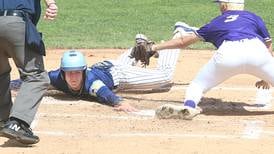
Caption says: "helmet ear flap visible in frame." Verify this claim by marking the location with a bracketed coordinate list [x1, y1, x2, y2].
[61, 50, 87, 71]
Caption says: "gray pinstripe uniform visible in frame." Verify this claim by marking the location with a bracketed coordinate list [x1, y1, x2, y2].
[109, 47, 180, 92]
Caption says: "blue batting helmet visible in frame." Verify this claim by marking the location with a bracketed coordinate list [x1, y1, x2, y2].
[60, 50, 87, 71]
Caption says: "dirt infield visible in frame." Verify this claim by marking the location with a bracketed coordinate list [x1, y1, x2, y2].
[1, 49, 274, 154]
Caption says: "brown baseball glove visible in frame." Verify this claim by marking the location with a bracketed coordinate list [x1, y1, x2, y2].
[129, 34, 158, 67]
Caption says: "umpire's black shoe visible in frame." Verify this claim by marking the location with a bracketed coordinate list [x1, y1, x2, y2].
[0, 120, 39, 144]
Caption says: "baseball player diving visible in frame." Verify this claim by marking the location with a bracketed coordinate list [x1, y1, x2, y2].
[133, 0, 273, 120]
[11, 28, 188, 112]
[49, 33, 182, 112]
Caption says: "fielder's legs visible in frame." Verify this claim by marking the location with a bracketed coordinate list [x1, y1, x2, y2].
[156, 40, 246, 120]
[183, 41, 250, 108]
[254, 59, 274, 86]
[244, 39, 274, 86]
[184, 38, 274, 108]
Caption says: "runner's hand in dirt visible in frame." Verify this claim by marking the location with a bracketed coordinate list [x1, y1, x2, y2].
[114, 102, 139, 112]
[255, 80, 270, 89]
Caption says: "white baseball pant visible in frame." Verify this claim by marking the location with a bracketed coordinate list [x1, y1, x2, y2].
[184, 38, 274, 105]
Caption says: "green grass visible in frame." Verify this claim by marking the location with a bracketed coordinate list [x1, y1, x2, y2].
[38, 0, 273, 49]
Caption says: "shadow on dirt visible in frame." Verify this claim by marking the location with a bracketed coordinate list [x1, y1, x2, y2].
[43, 90, 97, 102]
[0, 139, 33, 148]
[198, 97, 274, 116]
[14, 82, 273, 117]
[126, 96, 274, 116]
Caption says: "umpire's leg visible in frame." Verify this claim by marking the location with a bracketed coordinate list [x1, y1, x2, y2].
[0, 16, 50, 126]
[10, 45, 50, 125]
[0, 50, 13, 122]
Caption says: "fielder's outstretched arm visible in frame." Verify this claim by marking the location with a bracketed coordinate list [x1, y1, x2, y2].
[151, 34, 200, 51]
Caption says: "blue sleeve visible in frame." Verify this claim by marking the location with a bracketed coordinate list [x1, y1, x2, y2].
[196, 23, 211, 42]
[96, 86, 121, 106]
[89, 79, 121, 106]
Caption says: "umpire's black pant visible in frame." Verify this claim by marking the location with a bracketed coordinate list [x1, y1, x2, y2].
[0, 16, 49, 125]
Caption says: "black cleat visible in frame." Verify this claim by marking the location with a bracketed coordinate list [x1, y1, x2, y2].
[0, 120, 39, 144]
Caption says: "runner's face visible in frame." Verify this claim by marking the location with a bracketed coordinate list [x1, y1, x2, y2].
[64, 71, 84, 91]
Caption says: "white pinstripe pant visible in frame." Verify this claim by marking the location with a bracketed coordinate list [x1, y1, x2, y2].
[109, 48, 180, 92]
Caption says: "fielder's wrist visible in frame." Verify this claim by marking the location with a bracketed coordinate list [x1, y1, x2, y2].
[151, 44, 157, 51]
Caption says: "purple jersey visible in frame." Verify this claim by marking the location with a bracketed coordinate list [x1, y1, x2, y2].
[196, 10, 271, 48]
